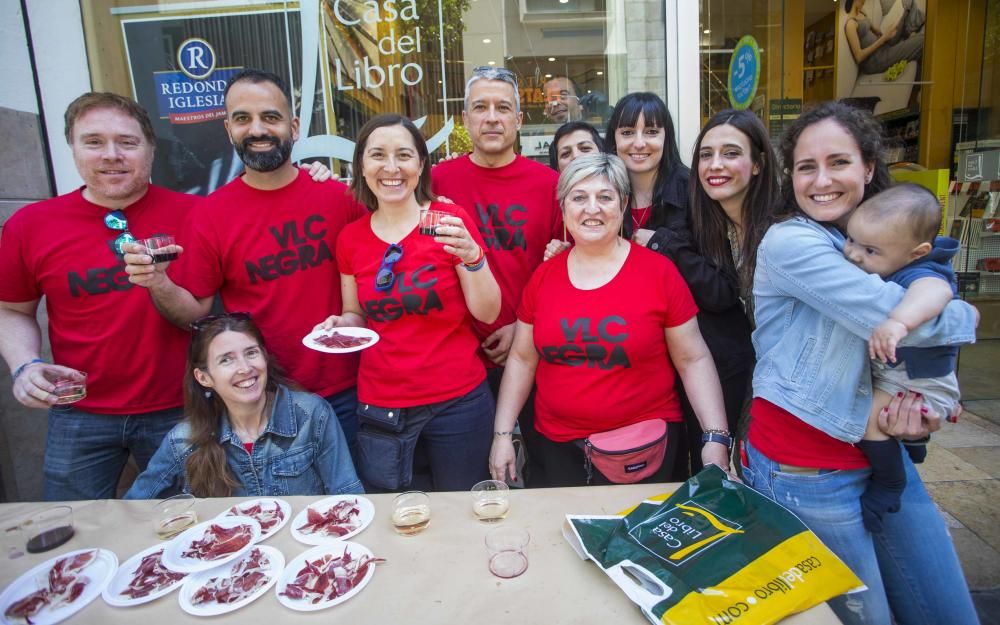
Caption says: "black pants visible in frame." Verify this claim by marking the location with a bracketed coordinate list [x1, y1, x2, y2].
[673, 367, 752, 479]
[532, 422, 682, 487]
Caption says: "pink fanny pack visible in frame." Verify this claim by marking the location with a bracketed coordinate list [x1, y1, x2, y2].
[582, 419, 668, 484]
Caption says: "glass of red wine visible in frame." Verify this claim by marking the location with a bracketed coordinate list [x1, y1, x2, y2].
[25, 506, 75, 554]
[418, 209, 448, 236]
[142, 235, 179, 263]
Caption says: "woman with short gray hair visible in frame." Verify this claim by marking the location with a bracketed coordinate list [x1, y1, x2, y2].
[489, 154, 730, 486]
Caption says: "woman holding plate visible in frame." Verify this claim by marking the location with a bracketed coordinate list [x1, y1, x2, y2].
[489, 153, 730, 486]
[126, 313, 361, 498]
[317, 113, 501, 492]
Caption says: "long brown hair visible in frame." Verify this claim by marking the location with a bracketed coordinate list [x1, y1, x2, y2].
[690, 109, 779, 293]
[183, 315, 289, 497]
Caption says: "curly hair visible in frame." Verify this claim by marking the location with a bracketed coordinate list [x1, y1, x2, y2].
[778, 100, 892, 216]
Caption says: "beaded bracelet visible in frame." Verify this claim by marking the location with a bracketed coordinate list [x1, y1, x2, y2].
[702, 428, 731, 437]
[12, 358, 45, 381]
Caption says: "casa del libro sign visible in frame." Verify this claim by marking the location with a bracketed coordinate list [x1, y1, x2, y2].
[329, 0, 428, 91]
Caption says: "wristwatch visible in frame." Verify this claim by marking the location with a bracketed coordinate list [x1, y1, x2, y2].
[702, 431, 733, 450]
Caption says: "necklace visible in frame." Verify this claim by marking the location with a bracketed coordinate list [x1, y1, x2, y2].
[631, 205, 652, 231]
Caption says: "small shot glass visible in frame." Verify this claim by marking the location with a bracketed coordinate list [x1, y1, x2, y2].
[391, 491, 430, 536]
[142, 235, 179, 264]
[418, 209, 449, 236]
[471, 480, 509, 523]
[486, 526, 529, 578]
[153, 493, 198, 540]
[46, 371, 87, 405]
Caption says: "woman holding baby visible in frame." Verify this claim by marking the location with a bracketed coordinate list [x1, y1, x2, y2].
[742, 100, 978, 624]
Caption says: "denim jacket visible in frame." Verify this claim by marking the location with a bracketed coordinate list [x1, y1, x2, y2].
[752, 217, 977, 442]
[125, 386, 363, 498]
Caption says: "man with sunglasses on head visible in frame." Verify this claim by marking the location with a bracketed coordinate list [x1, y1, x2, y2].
[0, 92, 194, 500]
[431, 66, 563, 486]
[123, 69, 364, 456]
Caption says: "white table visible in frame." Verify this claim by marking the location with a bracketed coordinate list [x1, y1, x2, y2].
[0, 485, 840, 624]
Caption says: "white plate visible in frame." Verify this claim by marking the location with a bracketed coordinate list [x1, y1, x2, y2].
[101, 543, 186, 607]
[302, 327, 379, 354]
[161, 516, 261, 574]
[178, 545, 284, 617]
[0, 548, 117, 625]
[216, 498, 291, 542]
[289, 496, 374, 545]
[275, 542, 377, 612]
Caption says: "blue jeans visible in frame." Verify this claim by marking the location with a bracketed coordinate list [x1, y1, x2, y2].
[325, 386, 359, 464]
[356, 380, 494, 492]
[44, 406, 184, 501]
[742, 439, 979, 625]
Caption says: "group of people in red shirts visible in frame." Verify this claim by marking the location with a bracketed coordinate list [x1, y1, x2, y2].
[0, 64, 983, 624]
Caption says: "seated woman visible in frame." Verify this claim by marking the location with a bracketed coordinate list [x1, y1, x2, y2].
[489, 153, 731, 486]
[126, 313, 361, 498]
[318, 113, 501, 492]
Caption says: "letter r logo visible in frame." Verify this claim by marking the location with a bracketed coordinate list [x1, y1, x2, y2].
[177, 38, 216, 80]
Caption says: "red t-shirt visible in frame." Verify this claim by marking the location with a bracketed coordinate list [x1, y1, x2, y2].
[173, 170, 364, 397]
[336, 203, 487, 407]
[749, 398, 869, 469]
[432, 155, 563, 348]
[518, 242, 698, 442]
[0, 186, 193, 414]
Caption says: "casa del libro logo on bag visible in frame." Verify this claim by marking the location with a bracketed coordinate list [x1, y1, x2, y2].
[629, 501, 745, 566]
[154, 38, 242, 125]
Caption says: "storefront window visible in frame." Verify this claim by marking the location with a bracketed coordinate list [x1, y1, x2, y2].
[79, 0, 668, 193]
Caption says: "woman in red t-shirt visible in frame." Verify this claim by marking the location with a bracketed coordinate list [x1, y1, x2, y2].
[316, 114, 501, 492]
[488, 153, 731, 487]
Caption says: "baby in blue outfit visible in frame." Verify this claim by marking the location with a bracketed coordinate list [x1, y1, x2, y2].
[843, 182, 962, 533]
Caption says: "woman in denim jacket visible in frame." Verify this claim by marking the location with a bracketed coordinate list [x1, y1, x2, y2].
[743, 101, 979, 625]
[126, 314, 362, 498]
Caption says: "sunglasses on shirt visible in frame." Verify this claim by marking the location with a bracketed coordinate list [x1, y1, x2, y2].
[104, 210, 136, 256]
[375, 243, 404, 292]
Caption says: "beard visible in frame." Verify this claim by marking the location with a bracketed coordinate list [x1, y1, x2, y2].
[234, 134, 294, 172]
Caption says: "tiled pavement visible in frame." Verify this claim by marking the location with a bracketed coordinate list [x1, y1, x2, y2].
[916, 407, 1000, 624]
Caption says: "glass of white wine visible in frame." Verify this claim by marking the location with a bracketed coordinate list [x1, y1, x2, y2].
[391, 491, 430, 536]
[471, 480, 509, 523]
[153, 493, 197, 539]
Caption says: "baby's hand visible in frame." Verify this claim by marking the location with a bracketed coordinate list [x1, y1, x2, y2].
[870, 318, 908, 363]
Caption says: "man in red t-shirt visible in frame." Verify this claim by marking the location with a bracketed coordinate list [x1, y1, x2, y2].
[432, 66, 563, 485]
[0, 93, 193, 500]
[124, 69, 363, 454]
